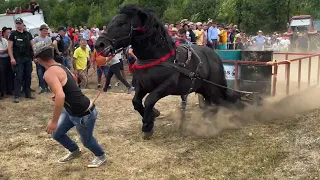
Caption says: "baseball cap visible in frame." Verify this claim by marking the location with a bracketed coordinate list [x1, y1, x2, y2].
[2, 26, 12, 32]
[40, 24, 48, 30]
[258, 30, 262, 33]
[57, 26, 67, 32]
[33, 41, 54, 58]
[15, 18, 23, 24]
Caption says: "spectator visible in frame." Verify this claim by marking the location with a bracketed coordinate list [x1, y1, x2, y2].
[195, 22, 205, 46]
[218, 25, 227, 50]
[8, 18, 35, 103]
[207, 22, 219, 49]
[92, 49, 108, 89]
[63, 31, 72, 69]
[51, 26, 66, 64]
[0, 27, 13, 99]
[33, 24, 52, 94]
[177, 28, 193, 46]
[2, 27, 12, 40]
[29, 0, 40, 15]
[252, 30, 266, 51]
[102, 51, 134, 94]
[73, 39, 90, 89]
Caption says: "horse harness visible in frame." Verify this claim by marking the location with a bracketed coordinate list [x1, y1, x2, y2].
[161, 44, 203, 94]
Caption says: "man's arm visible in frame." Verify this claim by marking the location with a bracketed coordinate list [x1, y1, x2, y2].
[44, 70, 65, 124]
[72, 49, 78, 70]
[7, 40, 16, 65]
[52, 40, 61, 55]
[128, 49, 138, 60]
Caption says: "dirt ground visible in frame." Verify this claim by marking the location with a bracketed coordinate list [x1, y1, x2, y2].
[1, 54, 320, 180]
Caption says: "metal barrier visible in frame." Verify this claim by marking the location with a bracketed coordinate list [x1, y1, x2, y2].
[221, 52, 320, 97]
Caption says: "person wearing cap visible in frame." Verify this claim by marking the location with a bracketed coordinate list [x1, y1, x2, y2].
[252, 30, 266, 51]
[34, 24, 52, 94]
[8, 18, 35, 103]
[32, 41, 106, 168]
[2, 27, 12, 40]
[51, 26, 65, 65]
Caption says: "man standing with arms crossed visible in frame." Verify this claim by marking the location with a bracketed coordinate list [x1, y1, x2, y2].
[33, 41, 106, 167]
[8, 18, 35, 103]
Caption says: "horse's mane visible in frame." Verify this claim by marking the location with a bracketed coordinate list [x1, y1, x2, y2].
[119, 5, 171, 48]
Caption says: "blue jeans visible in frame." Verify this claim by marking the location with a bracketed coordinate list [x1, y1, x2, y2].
[36, 62, 47, 89]
[52, 108, 105, 156]
[97, 66, 108, 78]
[63, 56, 72, 69]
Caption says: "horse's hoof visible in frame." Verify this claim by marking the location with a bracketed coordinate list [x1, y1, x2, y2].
[153, 108, 160, 117]
[143, 130, 154, 140]
[181, 102, 187, 110]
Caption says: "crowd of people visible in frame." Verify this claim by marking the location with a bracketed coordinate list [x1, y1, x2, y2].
[165, 19, 296, 52]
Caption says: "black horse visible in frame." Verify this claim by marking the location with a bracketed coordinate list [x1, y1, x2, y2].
[95, 5, 244, 138]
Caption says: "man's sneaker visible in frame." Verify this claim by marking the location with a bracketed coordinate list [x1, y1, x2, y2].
[13, 97, 19, 103]
[88, 154, 107, 168]
[58, 149, 81, 163]
[115, 82, 120, 87]
[127, 87, 135, 94]
[38, 89, 46, 94]
[97, 84, 101, 88]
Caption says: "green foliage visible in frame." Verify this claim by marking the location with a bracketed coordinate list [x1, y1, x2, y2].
[1, 0, 320, 33]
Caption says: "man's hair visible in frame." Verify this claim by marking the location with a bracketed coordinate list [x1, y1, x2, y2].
[36, 48, 54, 61]
[79, 38, 87, 43]
[178, 28, 186, 35]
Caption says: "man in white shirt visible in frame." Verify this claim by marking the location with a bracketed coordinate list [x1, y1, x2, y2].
[0, 28, 12, 98]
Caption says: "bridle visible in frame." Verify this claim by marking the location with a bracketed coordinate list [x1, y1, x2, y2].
[97, 22, 146, 56]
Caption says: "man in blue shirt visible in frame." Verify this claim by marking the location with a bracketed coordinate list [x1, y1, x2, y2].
[207, 22, 219, 50]
[252, 30, 266, 51]
[63, 33, 72, 69]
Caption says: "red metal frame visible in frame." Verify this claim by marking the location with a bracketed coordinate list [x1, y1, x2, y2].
[222, 52, 320, 97]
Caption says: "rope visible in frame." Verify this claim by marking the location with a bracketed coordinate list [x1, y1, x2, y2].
[73, 48, 124, 104]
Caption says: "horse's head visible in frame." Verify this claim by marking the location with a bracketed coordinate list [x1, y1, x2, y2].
[95, 5, 153, 57]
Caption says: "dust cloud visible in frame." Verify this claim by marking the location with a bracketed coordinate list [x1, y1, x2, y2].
[169, 86, 320, 137]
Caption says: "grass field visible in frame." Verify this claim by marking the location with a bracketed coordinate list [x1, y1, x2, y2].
[1, 54, 320, 179]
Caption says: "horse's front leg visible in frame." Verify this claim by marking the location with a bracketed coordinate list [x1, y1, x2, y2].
[132, 84, 147, 117]
[142, 75, 179, 139]
[132, 83, 161, 118]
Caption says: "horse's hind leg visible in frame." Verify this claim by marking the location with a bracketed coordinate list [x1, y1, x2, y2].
[181, 94, 188, 110]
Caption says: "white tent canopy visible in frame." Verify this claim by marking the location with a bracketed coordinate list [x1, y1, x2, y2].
[0, 10, 46, 36]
